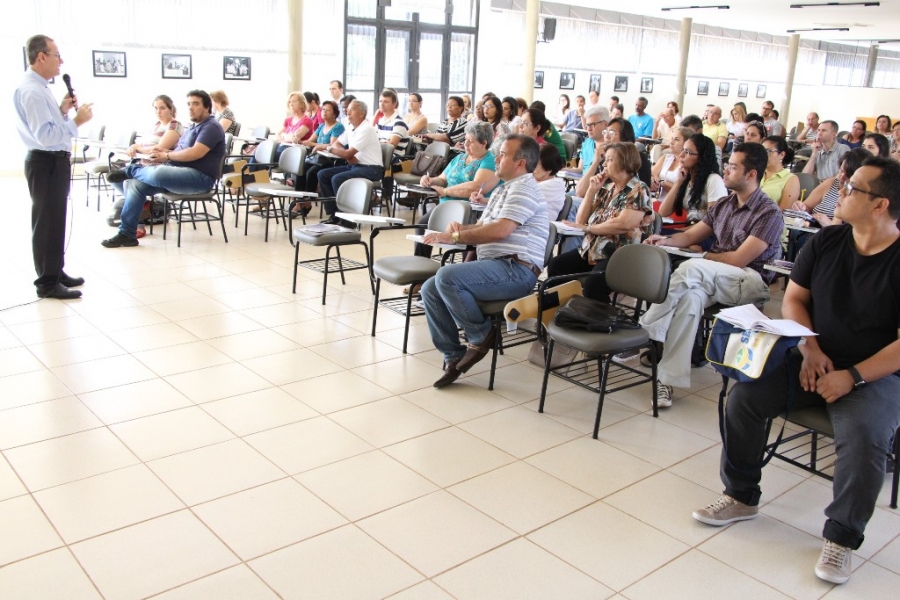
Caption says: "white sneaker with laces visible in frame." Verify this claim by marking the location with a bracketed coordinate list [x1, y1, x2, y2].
[692, 494, 758, 526]
[655, 382, 673, 408]
[815, 540, 852, 584]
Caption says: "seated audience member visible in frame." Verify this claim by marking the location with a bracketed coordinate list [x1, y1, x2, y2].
[741, 120, 766, 144]
[304, 91, 323, 130]
[862, 132, 890, 157]
[651, 126, 692, 203]
[586, 90, 600, 110]
[274, 92, 314, 151]
[892, 122, 900, 156]
[683, 114, 723, 170]
[609, 96, 620, 113]
[533, 143, 567, 219]
[547, 142, 652, 302]
[421, 135, 549, 388]
[793, 148, 872, 228]
[874, 114, 892, 136]
[501, 96, 519, 129]
[562, 95, 586, 134]
[727, 104, 747, 139]
[578, 106, 611, 172]
[554, 94, 571, 128]
[375, 88, 410, 199]
[702, 106, 728, 151]
[658, 133, 726, 227]
[575, 117, 650, 198]
[318, 100, 385, 219]
[102, 90, 226, 248]
[761, 100, 784, 136]
[629, 97, 655, 139]
[529, 100, 567, 161]
[693, 156, 900, 586]
[328, 79, 344, 105]
[796, 112, 820, 144]
[403, 93, 428, 136]
[653, 106, 677, 148]
[422, 96, 467, 148]
[840, 120, 866, 149]
[298, 100, 345, 196]
[667, 101, 682, 122]
[210, 90, 237, 135]
[474, 100, 485, 122]
[461, 94, 474, 121]
[640, 143, 783, 407]
[483, 95, 512, 155]
[761, 135, 800, 209]
[803, 120, 849, 182]
[518, 108, 550, 147]
[414, 121, 500, 257]
[610, 104, 624, 120]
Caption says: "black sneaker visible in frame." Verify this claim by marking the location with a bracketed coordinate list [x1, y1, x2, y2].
[321, 215, 341, 225]
[106, 169, 129, 183]
[101, 233, 139, 248]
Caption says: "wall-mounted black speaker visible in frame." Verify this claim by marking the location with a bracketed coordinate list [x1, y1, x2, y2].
[544, 18, 557, 42]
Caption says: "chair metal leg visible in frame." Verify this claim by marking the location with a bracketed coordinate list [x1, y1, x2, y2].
[217, 198, 229, 243]
[177, 200, 185, 247]
[203, 201, 214, 236]
[361, 242, 374, 294]
[487, 317, 501, 391]
[292, 242, 300, 293]
[592, 356, 615, 439]
[371, 278, 381, 338]
[322, 245, 333, 304]
[538, 340, 555, 413]
[891, 430, 899, 509]
[162, 199, 170, 240]
[650, 342, 659, 418]
[334, 246, 347, 285]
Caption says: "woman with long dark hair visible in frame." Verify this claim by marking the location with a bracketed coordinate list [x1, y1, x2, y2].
[840, 120, 866, 149]
[658, 133, 726, 225]
[482, 95, 511, 155]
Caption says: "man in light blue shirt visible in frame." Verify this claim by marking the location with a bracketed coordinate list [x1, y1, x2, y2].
[14, 34, 93, 299]
[628, 97, 654, 139]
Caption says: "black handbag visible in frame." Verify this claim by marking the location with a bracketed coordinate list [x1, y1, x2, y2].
[306, 153, 337, 168]
[410, 151, 446, 177]
[554, 296, 641, 333]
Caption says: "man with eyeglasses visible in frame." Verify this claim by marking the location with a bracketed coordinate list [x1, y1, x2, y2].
[702, 106, 728, 151]
[641, 142, 782, 407]
[694, 156, 900, 586]
[803, 120, 849, 183]
[15, 34, 93, 299]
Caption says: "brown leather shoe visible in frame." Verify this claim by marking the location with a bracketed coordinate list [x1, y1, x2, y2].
[456, 327, 497, 373]
[434, 360, 462, 388]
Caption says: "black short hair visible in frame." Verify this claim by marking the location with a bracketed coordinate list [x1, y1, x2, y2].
[529, 100, 546, 113]
[303, 91, 320, 106]
[187, 89, 212, 112]
[409, 92, 422, 103]
[733, 142, 768, 183]
[864, 133, 890, 157]
[680, 115, 703, 131]
[380, 88, 399, 106]
[744, 113, 762, 123]
[331, 80, 344, 90]
[523, 109, 549, 137]
[764, 135, 794, 167]
[538, 142, 564, 176]
[610, 95, 619, 103]
[841, 147, 873, 178]
[483, 96, 503, 127]
[862, 156, 900, 219]
[448, 95, 464, 110]
[608, 117, 636, 143]
[321, 100, 339, 118]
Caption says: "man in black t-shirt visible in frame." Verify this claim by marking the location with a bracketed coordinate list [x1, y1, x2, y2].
[691, 157, 900, 586]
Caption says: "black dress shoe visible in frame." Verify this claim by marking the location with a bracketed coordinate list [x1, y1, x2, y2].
[106, 169, 129, 183]
[37, 284, 82, 300]
[101, 233, 139, 248]
[321, 215, 341, 225]
[434, 361, 462, 388]
[455, 327, 498, 373]
[59, 272, 85, 287]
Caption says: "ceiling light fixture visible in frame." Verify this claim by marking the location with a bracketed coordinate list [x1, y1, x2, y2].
[787, 27, 851, 32]
[790, 2, 879, 7]
[661, 5, 730, 11]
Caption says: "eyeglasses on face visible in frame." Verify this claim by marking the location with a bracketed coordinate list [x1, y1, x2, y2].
[604, 129, 620, 136]
[680, 149, 698, 156]
[585, 122, 601, 128]
[42, 51, 62, 59]
[844, 182, 879, 198]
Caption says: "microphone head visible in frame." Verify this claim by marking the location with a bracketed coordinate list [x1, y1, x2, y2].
[62, 73, 71, 86]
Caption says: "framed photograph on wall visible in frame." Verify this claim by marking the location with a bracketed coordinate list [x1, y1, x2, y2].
[93, 50, 126, 77]
[641, 77, 654, 94]
[559, 72, 575, 90]
[738, 83, 749, 98]
[589, 74, 601, 93]
[224, 56, 251, 80]
[697, 81, 709, 96]
[162, 54, 192, 79]
[718, 82, 730, 97]
[534, 70, 544, 89]
[756, 84, 767, 98]
[614, 76, 628, 93]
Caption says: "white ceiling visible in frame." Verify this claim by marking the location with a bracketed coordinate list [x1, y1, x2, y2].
[562, 0, 900, 49]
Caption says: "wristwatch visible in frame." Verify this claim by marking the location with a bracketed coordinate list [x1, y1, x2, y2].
[451, 231, 461, 244]
[847, 366, 866, 389]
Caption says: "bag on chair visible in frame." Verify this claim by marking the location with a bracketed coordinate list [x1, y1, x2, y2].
[410, 151, 446, 177]
[555, 296, 641, 333]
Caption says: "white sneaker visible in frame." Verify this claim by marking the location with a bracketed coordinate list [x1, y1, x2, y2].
[655, 382, 673, 408]
[815, 540, 852, 584]
[692, 495, 758, 526]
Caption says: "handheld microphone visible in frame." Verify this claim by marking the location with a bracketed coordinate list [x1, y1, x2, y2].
[62, 74, 77, 109]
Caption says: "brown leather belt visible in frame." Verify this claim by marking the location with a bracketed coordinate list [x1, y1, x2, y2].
[497, 254, 542, 277]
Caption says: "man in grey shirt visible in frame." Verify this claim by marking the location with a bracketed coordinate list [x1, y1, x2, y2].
[803, 120, 849, 182]
[421, 135, 549, 388]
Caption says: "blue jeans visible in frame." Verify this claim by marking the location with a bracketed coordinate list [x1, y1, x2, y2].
[317, 163, 383, 213]
[421, 258, 538, 363]
[112, 163, 213, 238]
[721, 353, 900, 550]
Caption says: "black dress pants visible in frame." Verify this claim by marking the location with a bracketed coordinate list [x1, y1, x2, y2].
[546, 249, 612, 303]
[25, 150, 70, 290]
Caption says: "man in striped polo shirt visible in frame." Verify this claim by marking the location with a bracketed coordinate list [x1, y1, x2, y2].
[374, 88, 409, 201]
[421, 134, 549, 388]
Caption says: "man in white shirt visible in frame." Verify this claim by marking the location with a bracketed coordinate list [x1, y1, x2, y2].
[318, 100, 384, 220]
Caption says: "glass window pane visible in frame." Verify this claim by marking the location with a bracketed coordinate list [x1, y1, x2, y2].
[385, 0, 447, 24]
[418, 92, 444, 125]
[449, 32, 475, 91]
[452, 0, 477, 27]
[346, 24, 377, 90]
[346, 92, 377, 116]
[418, 32, 444, 90]
[348, 0, 377, 19]
[384, 29, 411, 90]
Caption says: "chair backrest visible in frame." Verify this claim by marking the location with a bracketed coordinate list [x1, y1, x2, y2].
[427, 199, 471, 231]
[427, 122, 440, 132]
[796, 173, 818, 202]
[562, 139, 575, 162]
[224, 133, 234, 155]
[115, 130, 137, 148]
[651, 211, 663, 236]
[425, 141, 450, 160]
[605, 244, 671, 304]
[253, 139, 279, 164]
[556, 194, 573, 222]
[278, 145, 307, 176]
[251, 125, 270, 139]
[380, 143, 395, 171]
[86, 124, 105, 142]
[788, 126, 798, 141]
[335, 177, 374, 214]
[232, 122, 241, 137]
[543, 223, 558, 267]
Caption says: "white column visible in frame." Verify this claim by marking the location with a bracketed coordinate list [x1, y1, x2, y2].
[781, 33, 800, 128]
[523, 0, 539, 104]
[674, 17, 692, 113]
[287, 0, 303, 93]
[865, 44, 879, 88]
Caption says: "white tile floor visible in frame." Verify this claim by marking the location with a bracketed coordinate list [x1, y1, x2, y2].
[0, 175, 898, 598]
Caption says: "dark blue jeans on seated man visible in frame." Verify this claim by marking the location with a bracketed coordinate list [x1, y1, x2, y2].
[112, 162, 213, 238]
[317, 163, 383, 216]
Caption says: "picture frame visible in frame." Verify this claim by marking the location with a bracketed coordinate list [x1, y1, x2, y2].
[92, 50, 126, 78]
[23, 47, 54, 83]
[534, 70, 544, 89]
[589, 74, 601, 93]
[224, 56, 251, 81]
[756, 84, 767, 98]
[738, 83, 749, 98]
[559, 72, 575, 90]
[718, 82, 730, 97]
[614, 76, 628, 93]
[162, 54, 192, 79]
[641, 77, 654, 94]
[697, 81, 709, 96]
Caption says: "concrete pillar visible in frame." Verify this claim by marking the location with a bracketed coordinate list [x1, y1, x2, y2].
[781, 33, 800, 129]
[287, 0, 303, 93]
[523, 0, 539, 104]
[865, 44, 879, 87]
[674, 18, 692, 114]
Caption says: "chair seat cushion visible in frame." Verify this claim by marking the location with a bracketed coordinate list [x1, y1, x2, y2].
[475, 299, 512, 316]
[84, 161, 110, 174]
[785, 406, 833, 434]
[246, 182, 292, 196]
[293, 229, 361, 246]
[547, 320, 649, 354]
[373, 256, 440, 285]
[155, 191, 215, 201]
